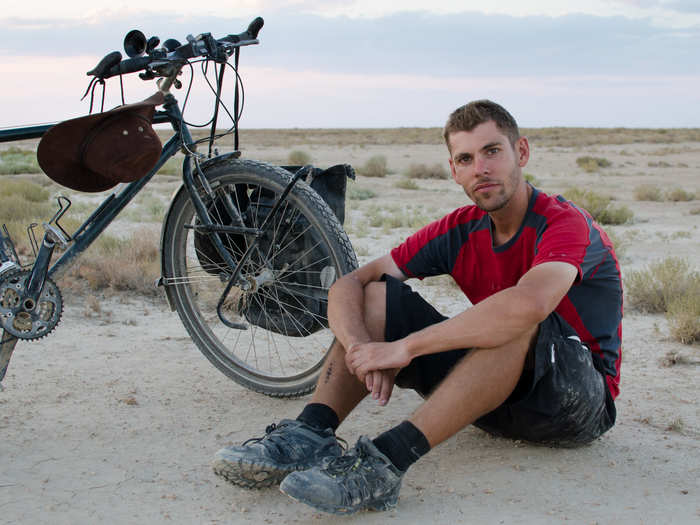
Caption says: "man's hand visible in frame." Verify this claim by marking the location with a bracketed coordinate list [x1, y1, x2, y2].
[364, 369, 398, 406]
[346, 341, 412, 383]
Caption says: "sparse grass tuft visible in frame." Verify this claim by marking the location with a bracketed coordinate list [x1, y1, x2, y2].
[347, 183, 376, 201]
[665, 187, 695, 202]
[666, 292, 700, 344]
[287, 150, 312, 165]
[0, 147, 40, 175]
[627, 257, 700, 345]
[394, 178, 419, 190]
[576, 156, 611, 172]
[0, 179, 50, 202]
[156, 157, 181, 176]
[523, 173, 540, 186]
[358, 155, 388, 178]
[626, 257, 698, 314]
[563, 188, 633, 225]
[634, 184, 663, 201]
[404, 163, 449, 179]
[365, 204, 431, 230]
[68, 228, 161, 295]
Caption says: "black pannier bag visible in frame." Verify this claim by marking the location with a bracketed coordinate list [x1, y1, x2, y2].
[193, 164, 354, 336]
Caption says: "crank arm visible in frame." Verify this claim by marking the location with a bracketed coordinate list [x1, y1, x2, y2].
[0, 330, 18, 383]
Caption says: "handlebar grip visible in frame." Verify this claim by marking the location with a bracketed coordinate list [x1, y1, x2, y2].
[105, 56, 153, 78]
[86, 51, 123, 78]
[247, 17, 264, 39]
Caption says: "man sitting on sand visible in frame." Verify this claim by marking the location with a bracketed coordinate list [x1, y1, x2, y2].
[212, 99, 622, 515]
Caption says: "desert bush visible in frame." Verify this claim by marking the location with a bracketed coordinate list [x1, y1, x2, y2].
[287, 150, 312, 165]
[358, 155, 388, 178]
[626, 257, 699, 314]
[523, 173, 540, 186]
[0, 181, 53, 255]
[0, 147, 40, 175]
[634, 184, 663, 201]
[576, 156, 611, 172]
[404, 163, 449, 179]
[394, 178, 419, 190]
[347, 182, 376, 201]
[365, 204, 430, 230]
[666, 292, 700, 344]
[70, 228, 160, 295]
[0, 179, 50, 203]
[665, 187, 695, 202]
[562, 188, 633, 225]
[648, 161, 672, 168]
[604, 230, 627, 259]
[690, 207, 700, 215]
[157, 157, 181, 176]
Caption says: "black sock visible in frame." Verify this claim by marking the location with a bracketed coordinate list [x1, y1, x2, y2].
[296, 403, 340, 433]
[373, 420, 431, 472]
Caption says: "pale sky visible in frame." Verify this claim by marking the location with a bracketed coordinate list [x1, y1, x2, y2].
[1, 1, 699, 129]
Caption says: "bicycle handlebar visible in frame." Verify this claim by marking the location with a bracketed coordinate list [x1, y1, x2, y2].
[88, 16, 264, 80]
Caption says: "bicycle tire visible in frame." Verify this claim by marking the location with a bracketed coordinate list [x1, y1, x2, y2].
[161, 159, 357, 397]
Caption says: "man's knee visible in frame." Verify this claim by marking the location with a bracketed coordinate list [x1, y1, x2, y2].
[363, 281, 386, 341]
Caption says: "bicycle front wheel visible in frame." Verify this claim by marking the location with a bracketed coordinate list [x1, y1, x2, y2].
[162, 159, 357, 397]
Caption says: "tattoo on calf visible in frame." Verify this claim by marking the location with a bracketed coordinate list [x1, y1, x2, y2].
[324, 361, 334, 384]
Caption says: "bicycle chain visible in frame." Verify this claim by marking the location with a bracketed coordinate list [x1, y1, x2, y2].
[0, 269, 63, 340]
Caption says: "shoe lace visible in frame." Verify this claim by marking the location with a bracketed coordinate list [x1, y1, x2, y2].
[241, 422, 285, 446]
[323, 441, 371, 476]
[241, 421, 347, 451]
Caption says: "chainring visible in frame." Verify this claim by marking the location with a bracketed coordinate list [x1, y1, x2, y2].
[0, 269, 63, 340]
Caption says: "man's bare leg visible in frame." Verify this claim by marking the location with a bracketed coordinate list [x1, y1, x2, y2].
[310, 281, 388, 422]
[410, 326, 537, 447]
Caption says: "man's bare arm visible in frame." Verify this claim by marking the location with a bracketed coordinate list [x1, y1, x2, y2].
[346, 262, 578, 377]
[326, 253, 405, 352]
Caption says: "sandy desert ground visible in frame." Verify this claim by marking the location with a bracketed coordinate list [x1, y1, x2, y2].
[1, 129, 699, 524]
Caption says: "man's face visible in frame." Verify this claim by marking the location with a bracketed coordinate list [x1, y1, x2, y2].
[447, 120, 529, 213]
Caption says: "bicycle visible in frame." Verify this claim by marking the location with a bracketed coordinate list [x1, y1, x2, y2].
[0, 17, 358, 397]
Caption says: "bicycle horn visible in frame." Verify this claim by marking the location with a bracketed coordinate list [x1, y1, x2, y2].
[124, 29, 147, 57]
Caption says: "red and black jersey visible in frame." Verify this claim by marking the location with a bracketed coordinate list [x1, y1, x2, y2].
[390, 187, 623, 399]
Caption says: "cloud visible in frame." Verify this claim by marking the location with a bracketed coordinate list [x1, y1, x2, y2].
[1, 10, 699, 77]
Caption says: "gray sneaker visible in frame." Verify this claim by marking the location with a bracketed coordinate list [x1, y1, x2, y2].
[279, 436, 403, 515]
[212, 419, 344, 489]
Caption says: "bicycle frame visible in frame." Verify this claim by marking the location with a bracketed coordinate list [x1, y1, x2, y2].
[0, 89, 308, 382]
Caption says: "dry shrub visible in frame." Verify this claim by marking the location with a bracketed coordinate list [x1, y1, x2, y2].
[634, 184, 663, 202]
[626, 257, 699, 313]
[666, 293, 700, 344]
[0, 147, 40, 175]
[358, 155, 388, 178]
[394, 178, 419, 190]
[404, 163, 449, 179]
[562, 188, 633, 225]
[523, 173, 540, 186]
[157, 157, 182, 176]
[287, 150, 312, 165]
[71, 228, 160, 295]
[0, 181, 53, 256]
[690, 207, 700, 215]
[576, 156, 611, 172]
[346, 180, 376, 201]
[665, 188, 695, 202]
[0, 179, 50, 203]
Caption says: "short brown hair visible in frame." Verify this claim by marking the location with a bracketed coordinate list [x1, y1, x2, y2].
[443, 100, 520, 149]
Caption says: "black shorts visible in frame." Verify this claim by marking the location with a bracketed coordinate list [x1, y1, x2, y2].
[383, 275, 616, 446]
